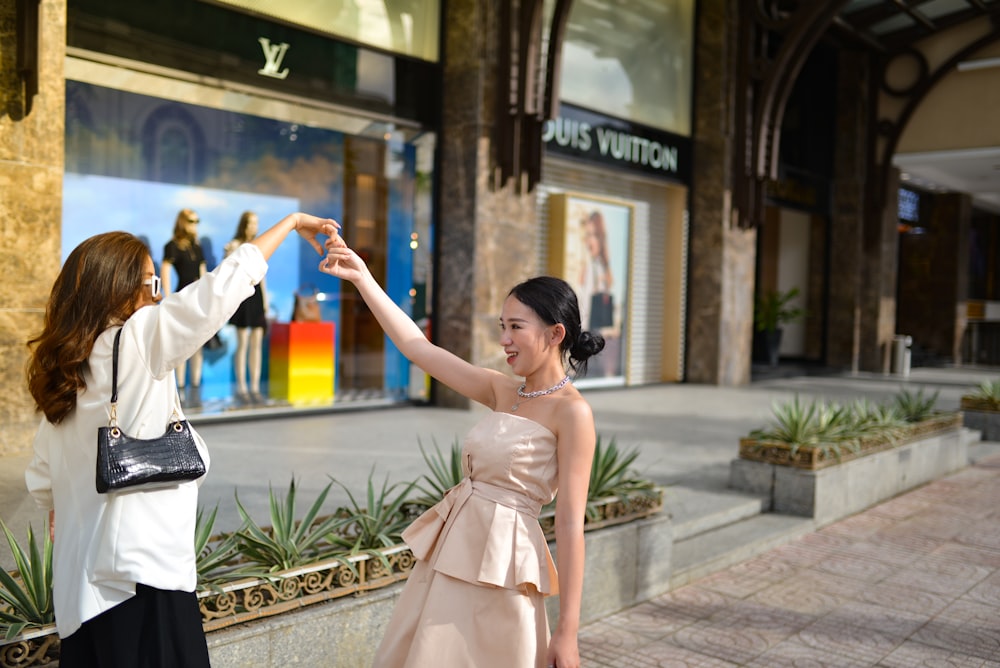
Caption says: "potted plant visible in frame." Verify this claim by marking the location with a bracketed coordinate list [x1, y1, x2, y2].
[754, 287, 805, 367]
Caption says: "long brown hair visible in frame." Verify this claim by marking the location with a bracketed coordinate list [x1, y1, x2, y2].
[232, 211, 258, 243]
[26, 232, 150, 424]
[171, 208, 199, 251]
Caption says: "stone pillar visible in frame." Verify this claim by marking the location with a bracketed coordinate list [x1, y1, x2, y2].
[0, 0, 66, 455]
[828, 50, 870, 372]
[859, 168, 900, 374]
[686, 0, 756, 385]
[435, 0, 538, 407]
[897, 192, 971, 363]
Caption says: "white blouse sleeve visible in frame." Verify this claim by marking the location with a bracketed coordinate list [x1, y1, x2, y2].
[125, 242, 268, 378]
[25, 419, 54, 510]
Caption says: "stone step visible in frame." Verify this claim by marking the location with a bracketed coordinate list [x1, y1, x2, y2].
[664, 485, 769, 542]
[670, 512, 815, 589]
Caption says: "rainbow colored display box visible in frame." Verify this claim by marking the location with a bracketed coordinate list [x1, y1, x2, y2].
[269, 322, 335, 405]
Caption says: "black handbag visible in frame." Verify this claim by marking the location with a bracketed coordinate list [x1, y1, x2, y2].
[96, 328, 206, 494]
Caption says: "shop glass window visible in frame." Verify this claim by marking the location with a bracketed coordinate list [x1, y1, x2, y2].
[558, 0, 694, 135]
[64, 80, 435, 405]
[210, 0, 441, 62]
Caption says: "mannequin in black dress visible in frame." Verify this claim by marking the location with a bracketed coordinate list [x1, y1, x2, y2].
[224, 211, 268, 404]
[162, 208, 206, 407]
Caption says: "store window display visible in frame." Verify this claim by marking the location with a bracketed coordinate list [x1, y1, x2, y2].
[224, 211, 269, 405]
[162, 208, 206, 407]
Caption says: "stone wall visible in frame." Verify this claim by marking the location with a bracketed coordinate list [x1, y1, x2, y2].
[0, 0, 67, 456]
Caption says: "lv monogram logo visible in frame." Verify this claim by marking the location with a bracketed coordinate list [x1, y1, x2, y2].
[258, 37, 290, 80]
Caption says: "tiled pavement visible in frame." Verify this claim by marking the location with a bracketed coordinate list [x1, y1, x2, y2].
[578, 453, 1000, 667]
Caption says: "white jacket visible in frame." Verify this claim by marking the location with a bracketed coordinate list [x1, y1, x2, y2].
[25, 243, 267, 638]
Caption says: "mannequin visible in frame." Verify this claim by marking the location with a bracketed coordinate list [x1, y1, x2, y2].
[162, 208, 206, 407]
[224, 211, 268, 404]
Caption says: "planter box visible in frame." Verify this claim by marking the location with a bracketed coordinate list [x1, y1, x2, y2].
[737, 413, 963, 470]
[205, 508, 671, 667]
[198, 545, 414, 633]
[730, 422, 973, 526]
[0, 625, 58, 668]
[960, 397, 1000, 440]
[1, 497, 666, 668]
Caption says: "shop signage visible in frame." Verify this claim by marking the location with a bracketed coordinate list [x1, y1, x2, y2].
[258, 37, 291, 80]
[542, 104, 691, 182]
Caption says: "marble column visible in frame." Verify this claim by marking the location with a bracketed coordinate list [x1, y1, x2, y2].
[831, 50, 903, 374]
[435, 0, 538, 407]
[0, 0, 67, 456]
[686, 0, 756, 385]
[828, 51, 870, 372]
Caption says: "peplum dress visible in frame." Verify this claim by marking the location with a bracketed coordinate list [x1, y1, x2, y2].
[372, 411, 560, 668]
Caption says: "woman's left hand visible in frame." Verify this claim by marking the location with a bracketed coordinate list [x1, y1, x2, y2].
[546, 628, 580, 668]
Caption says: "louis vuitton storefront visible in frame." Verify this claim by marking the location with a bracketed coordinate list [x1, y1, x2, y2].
[535, 0, 694, 387]
[63, 0, 441, 412]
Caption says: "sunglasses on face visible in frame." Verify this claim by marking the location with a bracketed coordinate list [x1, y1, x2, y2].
[143, 275, 161, 298]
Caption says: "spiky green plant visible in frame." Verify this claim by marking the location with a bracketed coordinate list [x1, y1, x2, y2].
[587, 435, 659, 502]
[893, 387, 940, 422]
[968, 380, 1000, 409]
[847, 398, 907, 440]
[233, 479, 347, 573]
[585, 435, 661, 520]
[0, 519, 53, 640]
[411, 437, 464, 509]
[752, 397, 839, 448]
[327, 470, 417, 558]
[194, 505, 250, 589]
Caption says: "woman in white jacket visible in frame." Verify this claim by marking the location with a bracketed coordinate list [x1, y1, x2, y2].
[24, 212, 337, 667]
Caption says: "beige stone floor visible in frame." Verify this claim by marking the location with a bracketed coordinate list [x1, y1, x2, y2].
[578, 453, 1000, 667]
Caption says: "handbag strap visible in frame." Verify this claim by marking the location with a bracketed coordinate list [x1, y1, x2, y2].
[107, 327, 182, 428]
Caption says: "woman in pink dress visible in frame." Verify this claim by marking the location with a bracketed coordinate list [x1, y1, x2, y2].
[321, 242, 605, 668]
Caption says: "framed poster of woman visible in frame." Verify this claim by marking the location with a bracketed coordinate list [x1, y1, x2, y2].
[547, 192, 633, 385]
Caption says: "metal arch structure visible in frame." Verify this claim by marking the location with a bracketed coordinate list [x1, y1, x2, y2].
[872, 16, 1000, 212]
[733, 0, 1000, 229]
[493, 0, 573, 193]
[734, 1, 852, 230]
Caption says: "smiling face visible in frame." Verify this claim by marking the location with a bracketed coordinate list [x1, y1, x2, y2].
[499, 295, 563, 377]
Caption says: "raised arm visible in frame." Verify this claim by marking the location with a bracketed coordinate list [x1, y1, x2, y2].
[252, 212, 338, 260]
[320, 243, 502, 408]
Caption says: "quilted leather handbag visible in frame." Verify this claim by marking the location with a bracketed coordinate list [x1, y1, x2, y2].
[96, 328, 206, 493]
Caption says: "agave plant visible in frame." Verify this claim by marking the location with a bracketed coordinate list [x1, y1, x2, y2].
[968, 379, 1000, 409]
[233, 479, 347, 573]
[0, 519, 54, 640]
[584, 435, 661, 520]
[327, 469, 417, 559]
[847, 398, 907, 442]
[893, 387, 940, 422]
[750, 396, 859, 457]
[411, 437, 464, 510]
[587, 435, 659, 502]
[194, 505, 249, 589]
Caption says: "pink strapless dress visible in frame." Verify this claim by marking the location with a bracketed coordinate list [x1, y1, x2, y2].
[371, 411, 559, 668]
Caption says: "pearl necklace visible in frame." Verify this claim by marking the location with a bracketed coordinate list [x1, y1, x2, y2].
[511, 375, 570, 412]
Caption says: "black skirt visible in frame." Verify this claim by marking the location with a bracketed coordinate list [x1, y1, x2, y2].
[59, 584, 210, 668]
[229, 283, 266, 329]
